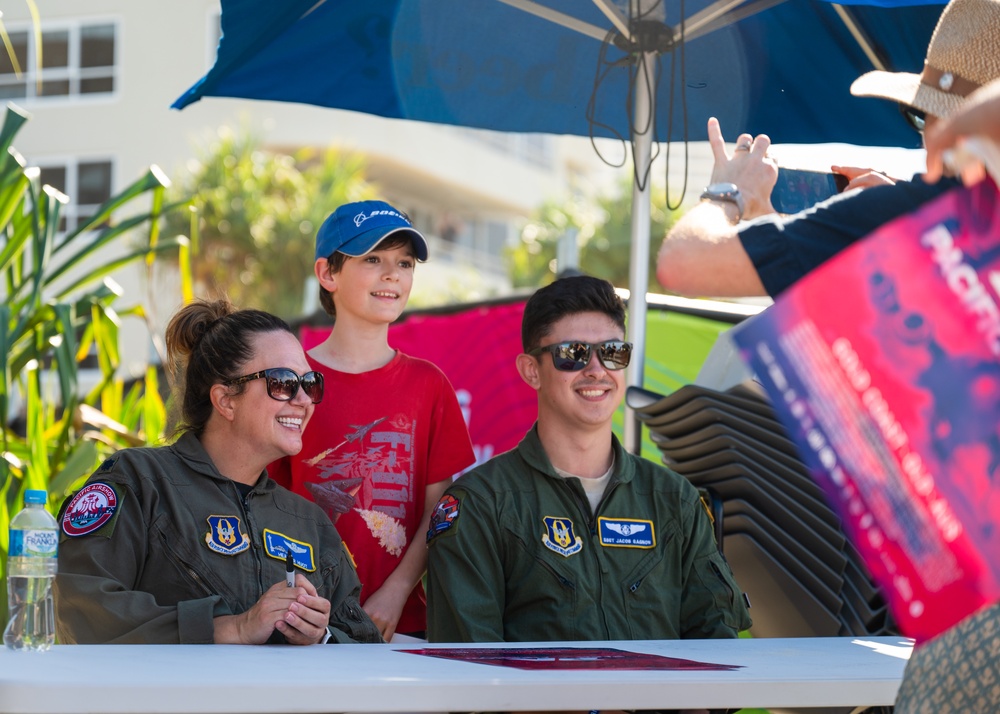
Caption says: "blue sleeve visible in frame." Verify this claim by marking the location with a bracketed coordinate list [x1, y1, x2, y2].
[738, 176, 961, 297]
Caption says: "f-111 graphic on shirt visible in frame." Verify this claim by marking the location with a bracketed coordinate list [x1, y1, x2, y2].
[303, 415, 414, 556]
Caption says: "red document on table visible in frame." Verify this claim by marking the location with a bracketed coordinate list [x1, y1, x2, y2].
[400, 647, 741, 671]
[731, 178, 1000, 642]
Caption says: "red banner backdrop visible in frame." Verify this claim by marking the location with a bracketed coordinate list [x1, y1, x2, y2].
[300, 299, 537, 474]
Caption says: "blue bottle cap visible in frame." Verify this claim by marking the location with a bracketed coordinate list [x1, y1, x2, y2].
[24, 490, 47, 504]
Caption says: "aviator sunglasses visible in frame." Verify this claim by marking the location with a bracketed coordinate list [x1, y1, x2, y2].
[528, 340, 633, 372]
[899, 103, 926, 134]
[225, 368, 325, 404]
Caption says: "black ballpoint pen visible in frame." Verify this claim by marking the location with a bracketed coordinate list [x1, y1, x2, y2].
[285, 551, 295, 587]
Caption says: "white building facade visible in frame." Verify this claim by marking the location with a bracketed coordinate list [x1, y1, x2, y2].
[1, 0, 620, 377]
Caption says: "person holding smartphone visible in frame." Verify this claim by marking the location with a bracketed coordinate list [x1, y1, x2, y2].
[656, 0, 998, 301]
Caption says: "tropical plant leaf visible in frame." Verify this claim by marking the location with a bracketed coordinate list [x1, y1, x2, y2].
[55, 166, 171, 250]
[47, 439, 99, 499]
[0, 103, 30, 159]
[53, 239, 185, 300]
[51, 303, 78, 411]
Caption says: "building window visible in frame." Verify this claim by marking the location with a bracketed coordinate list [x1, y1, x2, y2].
[0, 21, 117, 101]
[38, 159, 113, 232]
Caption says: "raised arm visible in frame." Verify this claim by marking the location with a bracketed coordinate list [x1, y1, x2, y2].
[657, 117, 776, 298]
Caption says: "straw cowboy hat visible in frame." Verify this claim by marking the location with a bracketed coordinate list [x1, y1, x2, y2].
[850, 0, 1000, 118]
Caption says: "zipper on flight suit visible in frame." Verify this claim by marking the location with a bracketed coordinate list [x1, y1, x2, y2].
[560, 476, 620, 535]
[158, 530, 214, 597]
[560, 474, 621, 638]
[588, 479, 620, 533]
[236, 484, 265, 595]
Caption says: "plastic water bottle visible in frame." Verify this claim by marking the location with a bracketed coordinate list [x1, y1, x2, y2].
[4, 489, 58, 651]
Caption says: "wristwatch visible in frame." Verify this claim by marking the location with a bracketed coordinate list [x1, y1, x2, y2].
[700, 182, 744, 222]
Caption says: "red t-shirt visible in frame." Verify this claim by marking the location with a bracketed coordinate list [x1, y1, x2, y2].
[269, 351, 475, 634]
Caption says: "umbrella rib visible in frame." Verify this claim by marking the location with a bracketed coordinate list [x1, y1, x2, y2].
[830, 3, 888, 72]
[681, 0, 747, 37]
[592, 0, 632, 38]
[680, 0, 789, 44]
[496, 0, 612, 42]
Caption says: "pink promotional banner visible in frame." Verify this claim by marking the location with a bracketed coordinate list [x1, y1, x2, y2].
[301, 299, 537, 474]
[732, 179, 1000, 642]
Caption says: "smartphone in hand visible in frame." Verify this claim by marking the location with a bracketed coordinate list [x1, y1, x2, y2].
[771, 168, 849, 214]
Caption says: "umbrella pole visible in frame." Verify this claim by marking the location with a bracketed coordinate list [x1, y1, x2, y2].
[623, 49, 656, 456]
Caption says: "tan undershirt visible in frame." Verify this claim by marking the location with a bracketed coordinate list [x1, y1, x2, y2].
[554, 456, 615, 514]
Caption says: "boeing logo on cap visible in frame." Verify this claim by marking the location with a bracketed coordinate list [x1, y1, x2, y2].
[315, 199, 428, 261]
[353, 209, 409, 228]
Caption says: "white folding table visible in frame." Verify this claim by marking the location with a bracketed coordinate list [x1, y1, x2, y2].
[0, 636, 913, 713]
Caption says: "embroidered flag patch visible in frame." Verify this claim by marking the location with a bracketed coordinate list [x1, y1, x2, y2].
[62, 482, 120, 537]
[205, 515, 250, 556]
[542, 516, 583, 557]
[427, 494, 461, 542]
[263, 529, 316, 572]
[598, 517, 655, 548]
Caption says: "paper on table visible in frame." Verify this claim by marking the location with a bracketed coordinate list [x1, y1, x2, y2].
[399, 647, 742, 671]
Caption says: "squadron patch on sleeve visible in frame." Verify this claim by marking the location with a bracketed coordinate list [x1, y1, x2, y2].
[205, 515, 250, 556]
[61, 482, 121, 537]
[597, 517, 655, 548]
[541, 516, 583, 557]
[263, 529, 316, 572]
[426, 493, 461, 543]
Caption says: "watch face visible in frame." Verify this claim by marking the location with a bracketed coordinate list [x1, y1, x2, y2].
[706, 182, 739, 196]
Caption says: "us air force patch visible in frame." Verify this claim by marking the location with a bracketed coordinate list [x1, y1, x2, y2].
[205, 515, 250, 556]
[263, 529, 316, 572]
[426, 494, 460, 542]
[598, 517, 655, 548]
[541, 516, 582, 557]
[62, 482, 120, 537]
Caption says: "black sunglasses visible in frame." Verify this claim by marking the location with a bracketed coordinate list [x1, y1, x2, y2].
[226, 368, 324, 404]
[528, 340, 633, 372]
[899, 104, 925, 134]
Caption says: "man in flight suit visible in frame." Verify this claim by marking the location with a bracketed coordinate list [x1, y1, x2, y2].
[425, 275, 751, 643]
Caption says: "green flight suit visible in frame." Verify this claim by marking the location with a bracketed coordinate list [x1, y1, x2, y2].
[426, 426, 751, 643]
[55, 432, 382, 645]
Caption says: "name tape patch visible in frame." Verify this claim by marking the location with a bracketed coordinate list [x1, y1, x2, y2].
[598, 517, 655, 548]
[263, 529, 316, 572]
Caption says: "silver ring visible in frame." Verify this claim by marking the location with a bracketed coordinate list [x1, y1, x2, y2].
[735, 142, 752, 152]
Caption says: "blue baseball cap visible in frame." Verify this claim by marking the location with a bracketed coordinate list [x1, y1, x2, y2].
[314, 200, 428, 262]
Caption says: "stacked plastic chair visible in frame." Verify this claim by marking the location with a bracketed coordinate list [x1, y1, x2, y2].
[627, 382, 895, 640]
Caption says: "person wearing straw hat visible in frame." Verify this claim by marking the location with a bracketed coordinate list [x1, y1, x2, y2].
[656, 0, 999, 300]
[658, 0, 1000, 710]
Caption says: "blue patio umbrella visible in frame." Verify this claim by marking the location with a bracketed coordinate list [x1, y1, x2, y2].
[175, 0, 945, 451]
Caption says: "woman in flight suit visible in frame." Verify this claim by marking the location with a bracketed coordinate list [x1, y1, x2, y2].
[55, 299, 382, 646]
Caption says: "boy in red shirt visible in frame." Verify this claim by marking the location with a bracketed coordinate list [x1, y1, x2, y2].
[270, 200, 475, 640]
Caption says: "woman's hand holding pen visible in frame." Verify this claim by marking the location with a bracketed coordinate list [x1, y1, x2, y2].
[273, 573, 332, 644]
[213, 574, 332, 645]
